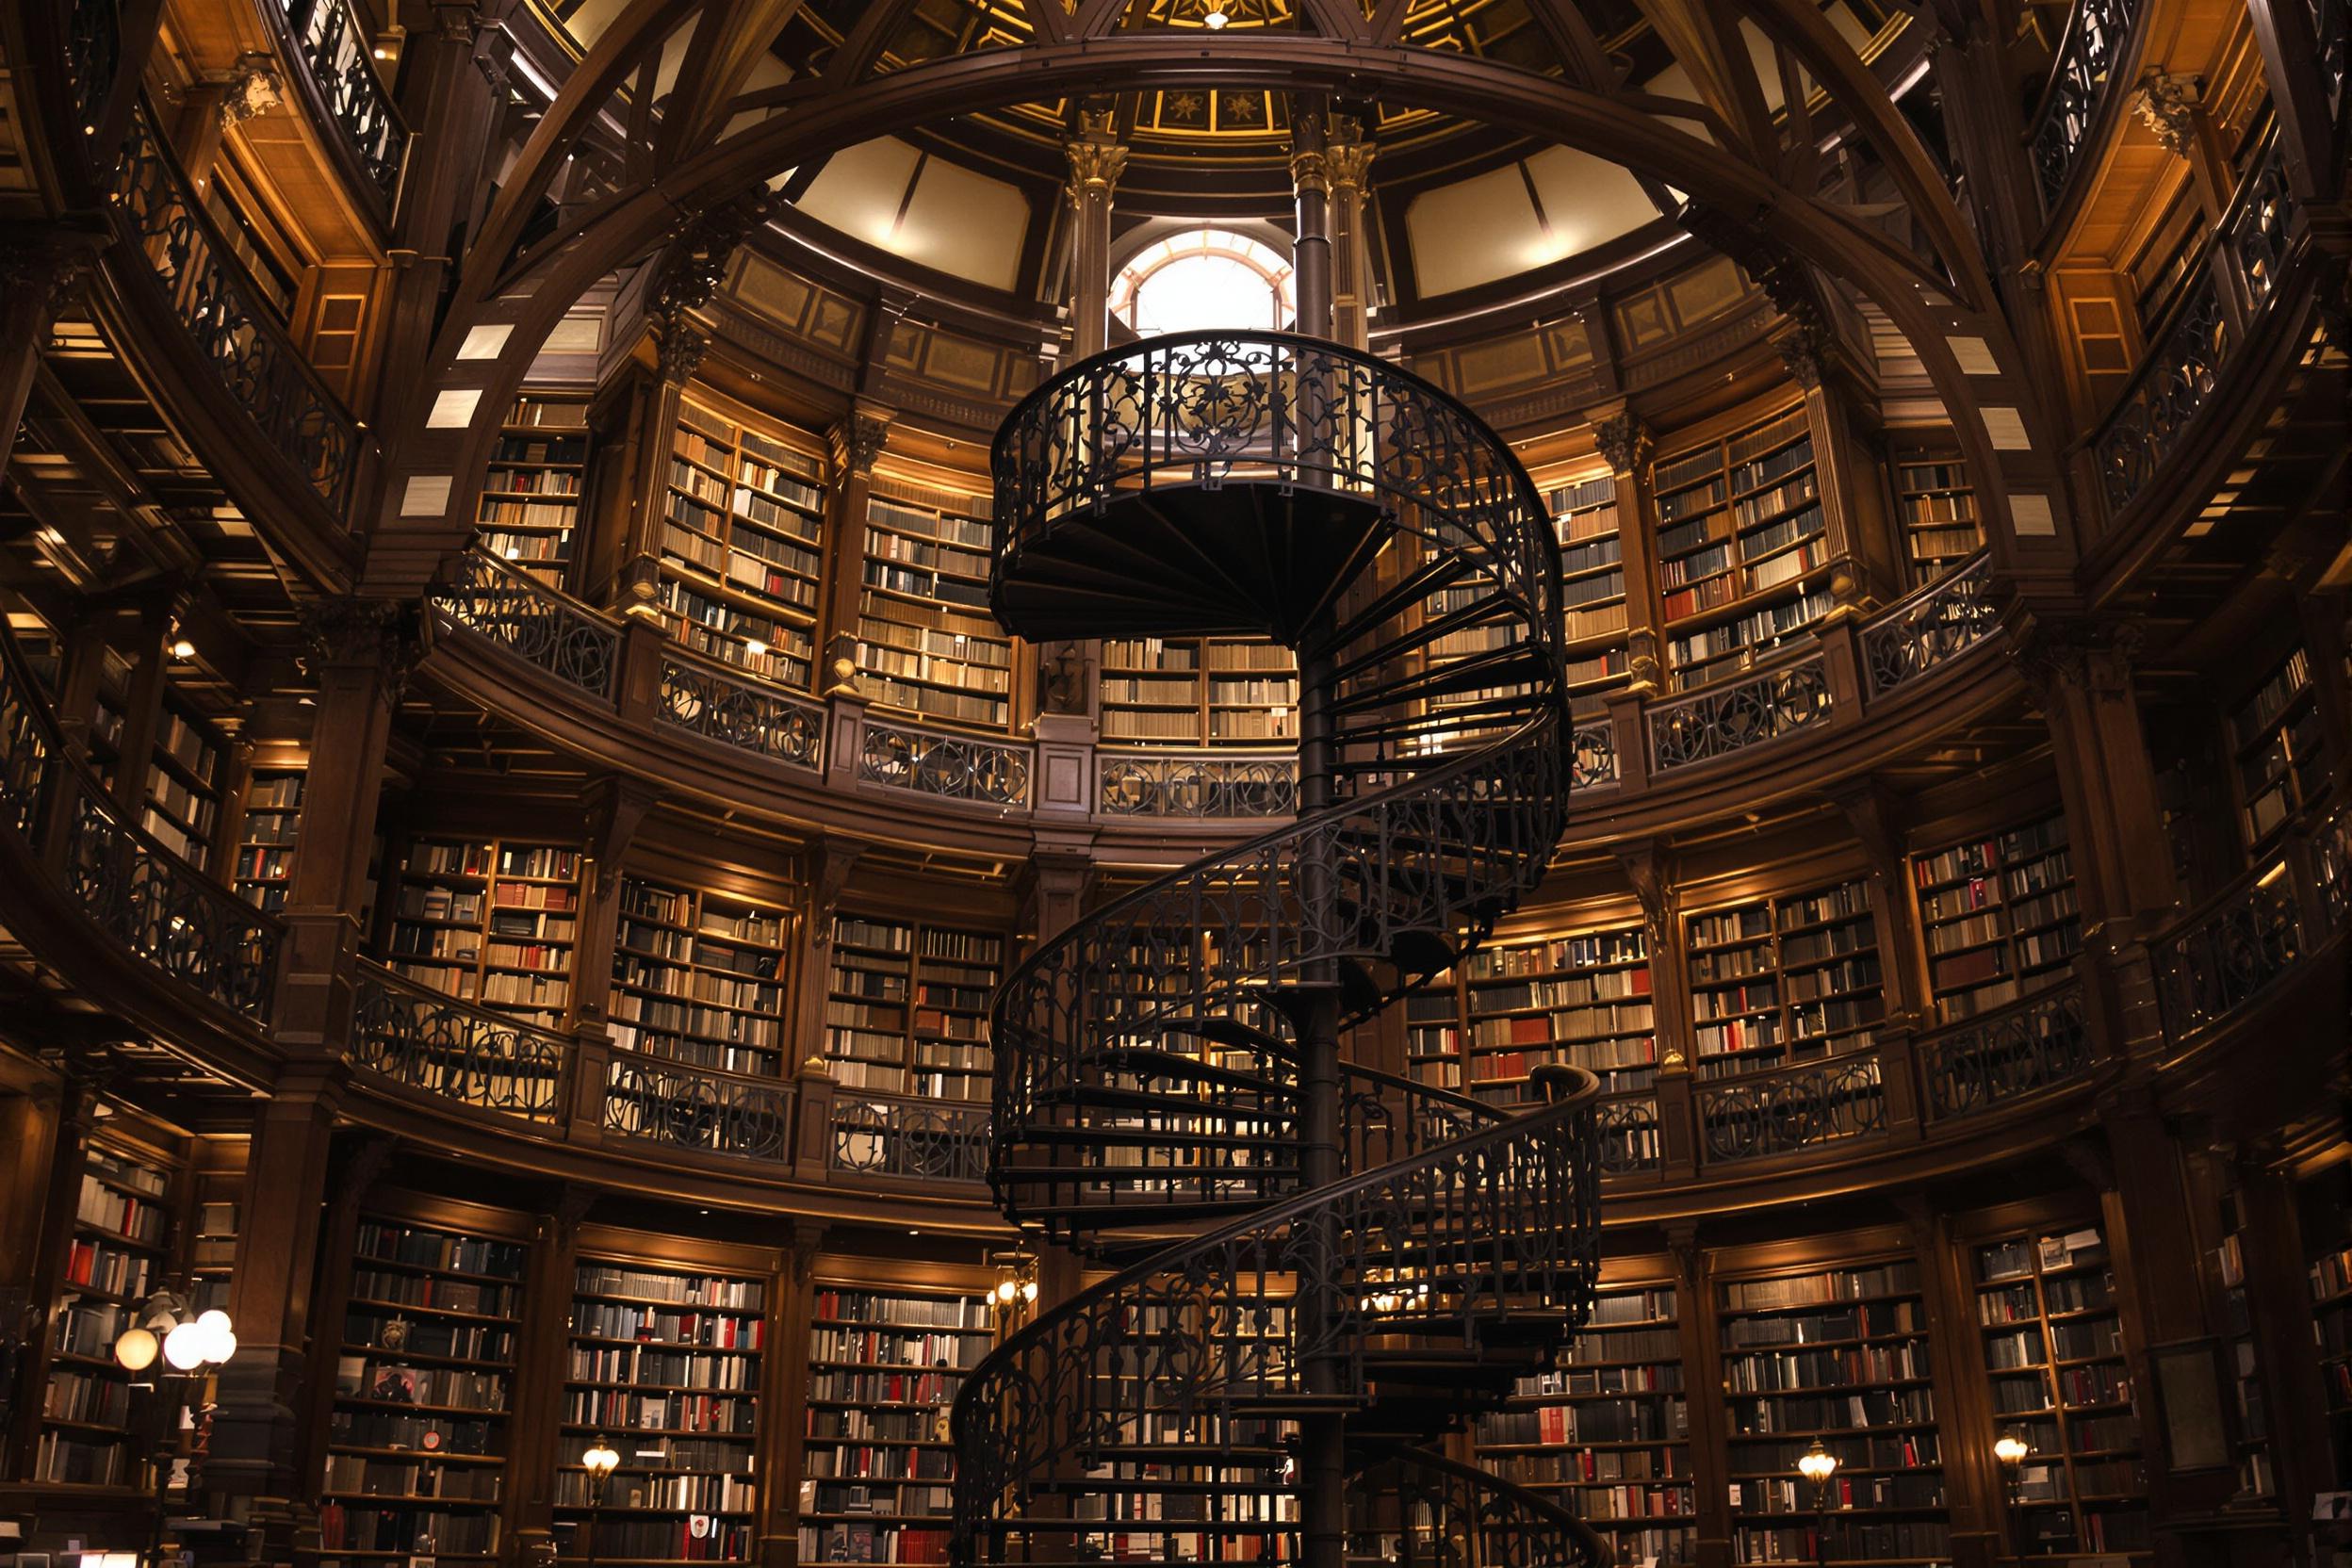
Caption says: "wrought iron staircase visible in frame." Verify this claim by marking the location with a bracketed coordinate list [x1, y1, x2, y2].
[952, 335, 1609, 1568]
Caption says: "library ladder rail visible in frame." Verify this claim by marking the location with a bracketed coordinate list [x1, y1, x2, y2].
[952, 333, 1609, 1568]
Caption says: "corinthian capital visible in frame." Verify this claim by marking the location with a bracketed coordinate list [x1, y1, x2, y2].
[1064, 109, 1129, 205]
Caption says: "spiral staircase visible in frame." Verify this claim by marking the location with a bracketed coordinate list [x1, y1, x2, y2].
[948, 335, 1611, 1568]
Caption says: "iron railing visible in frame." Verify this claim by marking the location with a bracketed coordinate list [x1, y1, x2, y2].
[858, 718, 1032, 808]
[1864, 553, 1997, 697]
[2028, 0, 2140, 212]
[659, 653, 825, 770]
[1649, 653, 1833, 772]
[432, 549, 621, 696]
[349, 964, 566, 1119]
[1698, 1055, 1886, 1165]
[1594, 1095, 1662, 1174]
[1098, 751, 1298, 817]
[1351, 1446, 1612, 1568]
[281, 0, 408, 203]
[829, 1090, 990, 1184]
[1569, 720, 1618, 789]
[1921, 982, 2094, 1120]
[605, 1057, 794, 1159]
[2153, 859, 2307, 1039]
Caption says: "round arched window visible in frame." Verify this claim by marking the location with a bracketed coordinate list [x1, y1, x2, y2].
[1111, 229, 1297, 337]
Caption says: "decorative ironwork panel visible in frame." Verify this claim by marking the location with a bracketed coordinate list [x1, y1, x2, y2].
[1698, 1058, 1886, 1165]
[68, 0, 122, 147]
[1352, 1447, 1609, 1568]
[2097, 274, 2227, 513]
[286, 0, 408, 201]
[114, 103, 360, 516]
[1098, 752, 1298, 817]
[65, 790, 280, 1018]
[658, 657, 824, 770]
[1648, 656, 1832, 772]
[858, 719, 1031, 807]
[2225, 134, 2295, 311]
[1863, 553, 1998, 696]
[2029, 0, 2140, 211]
[2156, 871, 2304, 1037]
[350, 966, 566, 1119]
[830, 1092, 990, 1184]
[2315, 807, 2352, 929]
[1594, 1095, 1660, 1175]
[0, 657, 51, 834]
[1922, 984, 2093, 1120]
[605, 1059, 792, 1159]
[1569, 721, 1618, 790]
[432, 548, 620, 696]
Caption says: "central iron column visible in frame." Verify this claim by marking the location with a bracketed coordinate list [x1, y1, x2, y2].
[1294, 629, 1346, 1568]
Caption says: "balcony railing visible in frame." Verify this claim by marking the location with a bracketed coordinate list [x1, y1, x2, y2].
[858, 718, 1032, 808]
[1920, 982, 2093, 1121]
[1098, 751, 1297, 817]
[828, 1090, 990, 1184]
[2154, 861, 2308, 1039]
[1697, 1054, 1886, 1166]
[2028, 0, 2141, 214]
[431, 550, 621, 696]
[1864, 554, 1999, 697]
[604, 1057, 795, 1159]
[1594, 1095, 1661, 1175]
[1649, 651, 1833, 773]
[350, 963, 566, 1120]
[113, 101, 361, 518]
[659, 652, 825, 772]
[279, 0, 408, 205]
[1570, 720, 1619, 790]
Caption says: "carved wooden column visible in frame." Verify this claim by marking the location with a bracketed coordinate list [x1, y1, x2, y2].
[816, 404, 891, 699]
[1618, 842, 1694, 1177]
[612, 329, 707, 617]
[1838, 784, 1928, 1129]
[1325, 115, 1377, 351]
[789, 838, 865, 1179]
[504, 1188, 596, 1568]
[567, 777, 661, 1138]
[769, 1225, 826, 1568]
[1593, 410, 1662, 698]
[1668, 1229, 1733, 1568]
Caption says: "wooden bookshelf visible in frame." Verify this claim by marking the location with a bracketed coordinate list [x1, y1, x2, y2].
[1972, 1224, 2151, 1557]
[557, 1259, 766, 1565]
[824, 916, 1004, 1102]
[1686, 878, 1882, 1081]
[1718, 1256, 1948, 1567]
[858, 477, 1013, 731]
[1654, 406, 1836, 692]
[2304, 1189, 2352, 1491]
[1476, 1281, 1695, 1565]
[2213, 1186, 2275, 1501]
[90, 670, 228, 871]
[611, 876, 791, 1079]
[2227, 648, 2323, 855]
[382, 838, 582, 1029]
[36, 1139, 178, 1487]
[1458, 924, 1658, 1107]
[319, 1217, 529, 1564]
[232, 768, 304, 911]
[1100, 637, 1298, 747]
[1403, 967, 1465, 1096]
[660, 400, 829, 691]
[1910, 816, 2081, 1024]
[1553, 474, 1632, 711]
[478, 397, 591, 590]
[1889, 446, 1983, 587]
[798, 1279, 990, 1566]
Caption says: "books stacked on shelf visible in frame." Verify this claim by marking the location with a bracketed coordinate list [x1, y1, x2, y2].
[1454, 925, 1657, 1109]
[233, 769, 303, 910]
[660, 401, 827, 690]
[1101, 638, 1298, 746]
[2311, 1212, 2352, 1486]
[823, 916, 1004, 1102]
[558, 1262, 768, 1565]
[801, 1283, 991, 1568]
[188, 1193, 239, 1313]
[2213, 1190, 2274, 1499]
[1974, 1224, 2151, 1555]
[1687, 880, 1881, 1080]
[1911, 816, 2082, 1023]
[36, 1143, 178, 1487]
[1891, 447, 1983, 585]
[101, 696, 226, 869]
[858, 481, 1012, 730]
[1552, 476, 1633, 707]
[2228, 649, 2323, 853]
[384, 839, 582, 1029]
[1405, 970, 1464, 1096]
[1476, 1282, 1694, 1564]
[610, 877, 790, 1078]
[1720, 1258, 1948, 1566]
[1656, 408, 1837, 691]
[477, 397, 589, 587]
[321, 1217, 528, 1565]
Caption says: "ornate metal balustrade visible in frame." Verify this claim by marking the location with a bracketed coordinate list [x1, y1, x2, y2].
[65, 786, 280, 1018]
[0, 661, 50, 834]
[1922, 983, 2094, 1120]
[829, 1090, 990, 1184]
[1570, 720, 1618, 789]
[1698, 1056, 1886, 1165]
[1594, 1095, 1661, 1175]
[659, 655, 824, 770]
[432, 549, 620, 696]
[2096, 273, 2228, 514]
[2028, 0, 2140, 212]
[1649, 653, 1832, 772]
[68, 0, 122, 145]
[2316, 807, 2351, 928]
[283, 0, 409, 203]
[858, 718, 1031, 808]
[2226, 132, 2294, 311]
[349, 963, 565, 1119]
[605, 1057, 793, 1159]
[1863, 553, 1997, 697]
[1098, 751, 1298, 817]
[114, 102, 360, 517]
[1352, 1447, 1605, 1568]
[2154, 861, 2306, 1039]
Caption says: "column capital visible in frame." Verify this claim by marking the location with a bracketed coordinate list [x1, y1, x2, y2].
[1324, 115, 1376, 189]
[297, 596, 421, 694]
[1064, 109, 1130, 204]
[2129, 72, 2204, 155]
[828, 400, 892, 481]
[1592, 411, 1653, 475]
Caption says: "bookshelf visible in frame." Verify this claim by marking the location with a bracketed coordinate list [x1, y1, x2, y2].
[557, 1259, 767, 1565]
[91, 674, 227, 870]
[1686, 879, 1882, 1080]
[610, 876, 791, 1079]
[1718, 1257, 1948, 1567]
[383, 838, 582, 1028]
[1909, 816, 2082, 1024]
[1403, 967, 1465, 1096]
[799, 1280, 991, 1567]
[1100, 637, 1298, 746]
[858, 479, 1013, 730]
[36, 1140, 178, 1487]
[1889, 446, 1983, 587]
[2227, 649, 2323, 854]
[232, 768, 304, 911]
[1476, 1282, 1694, 1565]
[1552, 474, 1632, 710]
[1653, 407, 1835, 692]
[320, 1217, 529, 1564]
[660, 400, 829, 691]
[824, 916, 1004, 1102]
[1972, 1224, 2150, 1556]
[2306, 1196, 2352, 1491]
[478, 397, 591, 589]
[1456, 924, 1658, 1108]
[2213, 1187, 2274, 1500]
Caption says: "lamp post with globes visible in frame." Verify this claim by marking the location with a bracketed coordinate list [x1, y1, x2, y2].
[1993, 1433, 2031, 1559]
[580, 1436, 621, 1568]
[112, 1294, 237, 1568]
[1798, 1437, 1841, 1568]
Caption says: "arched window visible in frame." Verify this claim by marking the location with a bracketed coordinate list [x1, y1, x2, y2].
[1111, 228, 1297, 336]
